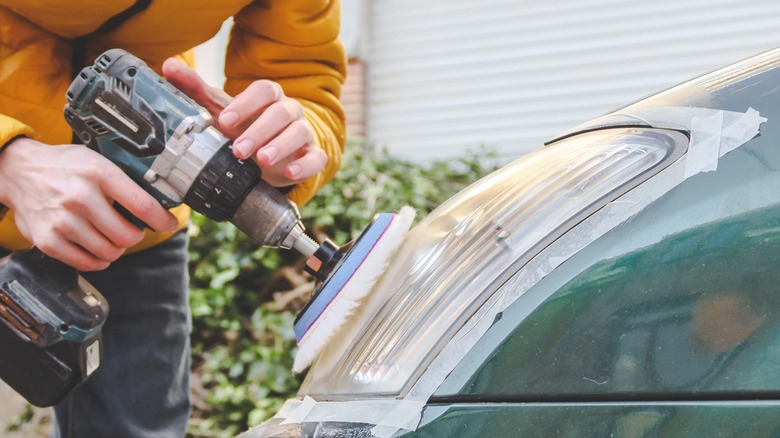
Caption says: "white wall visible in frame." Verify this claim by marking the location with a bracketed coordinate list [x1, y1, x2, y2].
[194, 18, 231, 89]
[365, 0, 780, 162]
[193, 0, 365, 87]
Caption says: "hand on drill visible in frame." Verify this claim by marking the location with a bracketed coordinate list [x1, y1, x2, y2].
[0, 57, 322, 272]
[161, 57, 327, 188]
[0, 138, 180, 271]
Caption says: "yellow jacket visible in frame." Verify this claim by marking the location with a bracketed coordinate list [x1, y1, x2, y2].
[0, 0, 346, 252]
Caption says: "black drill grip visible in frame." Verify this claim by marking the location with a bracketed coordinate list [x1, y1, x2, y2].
[183, 143, 262, 222]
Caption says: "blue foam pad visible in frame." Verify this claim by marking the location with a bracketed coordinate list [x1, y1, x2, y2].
[294, 213, 395, 342]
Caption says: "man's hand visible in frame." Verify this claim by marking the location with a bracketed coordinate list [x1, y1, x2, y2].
[0, 138, 180, 271]
[161, 57, 327, 188]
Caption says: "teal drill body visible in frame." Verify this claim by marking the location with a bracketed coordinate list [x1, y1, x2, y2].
[65, 48, 246, 217]
[64, 49, 317, 253]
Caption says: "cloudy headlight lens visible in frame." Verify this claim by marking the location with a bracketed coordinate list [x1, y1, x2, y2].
[301, 128, 686, 398]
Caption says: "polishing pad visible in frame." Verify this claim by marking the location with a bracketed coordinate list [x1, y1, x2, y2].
[293, 206, 415, 373]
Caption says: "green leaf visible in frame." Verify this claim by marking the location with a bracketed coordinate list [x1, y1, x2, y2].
[209, 267, 240, 289]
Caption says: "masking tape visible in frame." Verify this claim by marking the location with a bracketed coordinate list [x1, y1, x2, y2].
[274, 106, 767, 437]
[280, 396, 424, 433]
[612, 106, 766, 177]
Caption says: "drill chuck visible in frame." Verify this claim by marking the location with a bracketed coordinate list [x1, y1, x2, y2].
[229, 181, 318, 255]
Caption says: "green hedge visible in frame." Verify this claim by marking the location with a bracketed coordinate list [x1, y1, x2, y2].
[186, 143, 500, 437]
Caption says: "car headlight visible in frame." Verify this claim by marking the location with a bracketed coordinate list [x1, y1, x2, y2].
[301, 127, 686, 398]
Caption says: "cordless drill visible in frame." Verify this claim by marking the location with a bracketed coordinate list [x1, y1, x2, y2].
[0, 48, 344, 407]
[65, 49, 324, 257]
[64, 49, 343, 277]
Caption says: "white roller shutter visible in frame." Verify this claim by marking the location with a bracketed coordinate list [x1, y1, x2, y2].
[365, 0, 780, 162]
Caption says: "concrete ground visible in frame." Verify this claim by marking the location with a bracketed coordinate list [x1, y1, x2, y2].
[0, 381, 50, 438]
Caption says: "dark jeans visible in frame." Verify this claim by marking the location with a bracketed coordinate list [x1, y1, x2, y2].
[51, 231, 191, 438]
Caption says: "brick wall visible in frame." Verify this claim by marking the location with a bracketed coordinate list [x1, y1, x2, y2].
[341, 59, 366, 139]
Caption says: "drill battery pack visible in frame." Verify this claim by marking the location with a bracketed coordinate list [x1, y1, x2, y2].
[0, 248, 108, 407]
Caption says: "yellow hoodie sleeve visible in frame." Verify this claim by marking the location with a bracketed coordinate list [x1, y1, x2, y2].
[0, 115, 35, 220]
[0, 115, 35, 152]
[225, 0, 347, 206]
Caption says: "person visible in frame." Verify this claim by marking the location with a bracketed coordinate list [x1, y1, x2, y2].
[0, 1, 346, 437]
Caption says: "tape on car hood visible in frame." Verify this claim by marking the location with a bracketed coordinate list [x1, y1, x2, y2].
[279, 396, 425, 434]
[610, 106, 766, 177]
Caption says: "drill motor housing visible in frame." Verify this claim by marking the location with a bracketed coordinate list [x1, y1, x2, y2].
[64, 48, 260, 221]
[64, 48, 312, 252]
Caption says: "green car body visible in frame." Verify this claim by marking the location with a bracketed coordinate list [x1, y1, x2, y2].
[245, 48, 780, 437]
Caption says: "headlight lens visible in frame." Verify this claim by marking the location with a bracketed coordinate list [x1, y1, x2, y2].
[301, 128, 686, 398]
